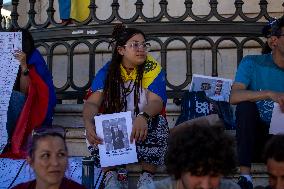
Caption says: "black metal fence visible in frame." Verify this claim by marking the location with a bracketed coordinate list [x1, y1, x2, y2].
[1, 0, 283, 103]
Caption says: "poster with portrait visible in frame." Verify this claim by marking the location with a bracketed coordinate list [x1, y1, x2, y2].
[189, 74, 232, 102]
[94, 111, 138, 167]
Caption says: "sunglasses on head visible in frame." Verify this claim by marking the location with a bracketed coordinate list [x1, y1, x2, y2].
[31, 126, 66, 139]
[266, 18, 282, 37]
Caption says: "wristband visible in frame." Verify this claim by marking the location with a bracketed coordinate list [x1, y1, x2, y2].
[22, 68, 29, 76]
[137, 112, 151, 122]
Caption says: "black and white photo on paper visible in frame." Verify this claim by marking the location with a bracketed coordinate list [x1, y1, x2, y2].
[95, 111, 138, 167]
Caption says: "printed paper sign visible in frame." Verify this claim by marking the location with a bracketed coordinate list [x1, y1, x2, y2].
[0, 32, 22, 153]
[190, 74, 232, 102]
[269, 102, 284, 134]
[95, 111, 138, 167]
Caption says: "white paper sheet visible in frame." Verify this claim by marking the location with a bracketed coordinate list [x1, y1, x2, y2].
[0, 32, 22, 153]
[269, 102, 284, 134]
[95, 111, 138, 168]
[190, 74, 233, 102]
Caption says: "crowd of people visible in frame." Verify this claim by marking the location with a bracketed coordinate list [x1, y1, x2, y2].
[1, 15, 284, 189]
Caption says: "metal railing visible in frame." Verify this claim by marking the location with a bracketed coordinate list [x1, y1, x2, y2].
[1, 0, 283, 102]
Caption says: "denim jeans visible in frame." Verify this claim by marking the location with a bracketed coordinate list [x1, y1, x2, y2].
[235, 101, 271, 167]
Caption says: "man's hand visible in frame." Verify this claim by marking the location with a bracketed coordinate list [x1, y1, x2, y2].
[130, 115, 148, 143]
[269, 91, 284, 112]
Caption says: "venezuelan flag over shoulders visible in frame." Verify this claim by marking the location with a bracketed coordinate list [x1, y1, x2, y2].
[89, 54, 167, 105]
[142, 54, 161, 88]
[143, 55, 167, 105]
[1, 49, 56, 159]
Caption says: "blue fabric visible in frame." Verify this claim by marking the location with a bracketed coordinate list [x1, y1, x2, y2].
[90, 61, 111, 92]
[175, 91, 217, 126]
[28, 49, 56, 125]
[234, 54, 284, 123]
[58, 0, 71, 20]
[6, 91, 26, 139]
[147, 70, 167, 105]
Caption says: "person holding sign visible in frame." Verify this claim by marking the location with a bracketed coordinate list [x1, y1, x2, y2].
[230, 17, 284, 189]
[83, 24, 169, 189]
[1, 29, 56, 159]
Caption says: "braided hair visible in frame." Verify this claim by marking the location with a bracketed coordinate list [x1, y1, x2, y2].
[102, 24, 146, 115]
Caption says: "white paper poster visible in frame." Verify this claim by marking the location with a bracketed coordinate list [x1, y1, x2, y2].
[269, 102, 284, 134]
[0, 32, 22, 153]
[95, 111, 138, 167]
[190, 74, 232, 102]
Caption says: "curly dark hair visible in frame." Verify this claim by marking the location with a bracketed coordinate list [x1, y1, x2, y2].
[263, 134, 284, 163]
[102, 24, 146, 115]
[166, 124, 237, 179]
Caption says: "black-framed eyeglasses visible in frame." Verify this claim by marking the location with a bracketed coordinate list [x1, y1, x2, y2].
[32, 126, 66, 139]
[124, 42, 151, 51]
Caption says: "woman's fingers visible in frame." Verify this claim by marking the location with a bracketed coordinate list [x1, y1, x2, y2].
[14, 51, 27, 67]
[138, 127, 148, 142]
[86, 127, 103, 146]
[130, 127, 147, 143]
[142, 129, 148, 141]
[86, 131, 95, 145]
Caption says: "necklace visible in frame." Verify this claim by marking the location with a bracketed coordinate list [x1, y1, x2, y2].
[121, 80, 134, 95]
[121, 80, 135, 111]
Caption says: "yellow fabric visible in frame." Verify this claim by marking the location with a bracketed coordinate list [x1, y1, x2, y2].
[120, 54, 161, 88]
[70, 0, 90, 22]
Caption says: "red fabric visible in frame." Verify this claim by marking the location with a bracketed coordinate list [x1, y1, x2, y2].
[160, 106, 166, 117]
[1, 66, 49, 158]
[84, 88, 93, 100]
[11, 177, 86, 189]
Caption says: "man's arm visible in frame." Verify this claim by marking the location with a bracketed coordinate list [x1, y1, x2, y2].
[230, 82, 271, 104]
[230, 82, 284, 112]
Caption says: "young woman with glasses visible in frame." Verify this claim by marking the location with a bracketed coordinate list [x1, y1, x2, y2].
[83, 24, 169, 189]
